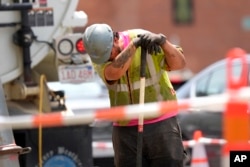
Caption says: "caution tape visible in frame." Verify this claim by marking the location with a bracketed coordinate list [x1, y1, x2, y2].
[0, 87, 249, 130]
[183, 137, 226, 147]
[93, 141, 113, 149]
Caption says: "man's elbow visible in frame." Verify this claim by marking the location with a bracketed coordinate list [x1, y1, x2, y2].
[167, 55, 186, 70]
[178, 56, 186, 70]
[104, 68, 123, 81]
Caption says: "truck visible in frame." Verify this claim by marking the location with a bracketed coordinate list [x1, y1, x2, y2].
[0, 1, 194, 166]
[0, 0, 111, 167]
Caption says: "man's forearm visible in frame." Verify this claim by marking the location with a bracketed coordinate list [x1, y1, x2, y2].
[162, 41, 186, 71]
[105, 43, 137, 81]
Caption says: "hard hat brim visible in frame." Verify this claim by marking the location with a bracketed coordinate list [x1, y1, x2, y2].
[88, 47, 112, 64]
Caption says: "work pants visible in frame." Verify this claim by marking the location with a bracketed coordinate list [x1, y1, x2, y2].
[112, 116, 187, 167]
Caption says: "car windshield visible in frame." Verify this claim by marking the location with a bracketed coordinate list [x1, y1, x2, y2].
[177, 56, 250, 99]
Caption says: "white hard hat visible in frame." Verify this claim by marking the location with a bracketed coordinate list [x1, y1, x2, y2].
[83, 24, 113, 64]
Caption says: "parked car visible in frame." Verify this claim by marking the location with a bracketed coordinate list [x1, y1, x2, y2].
[168, 68, 193, 90]
[176, 54, 250, 167]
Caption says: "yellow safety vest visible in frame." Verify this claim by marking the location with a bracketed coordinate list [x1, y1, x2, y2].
[93, 29, 179, 125]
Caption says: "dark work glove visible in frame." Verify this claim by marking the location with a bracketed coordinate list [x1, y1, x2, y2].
[147, 43, 162, 55]
[132, 37, 141, 48]
[133, 34, 163, 54]
[140, 33, 166, 46]
[136, 33, 165, 54]
[139, 33, 166, 54]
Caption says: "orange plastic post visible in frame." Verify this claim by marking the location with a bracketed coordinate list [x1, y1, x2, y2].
[193, 130, 202, 141]
[224, 47, 249, 145]
[223, 48, 250, 161]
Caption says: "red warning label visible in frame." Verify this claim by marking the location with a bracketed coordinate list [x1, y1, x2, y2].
[39, 0, 47, 7]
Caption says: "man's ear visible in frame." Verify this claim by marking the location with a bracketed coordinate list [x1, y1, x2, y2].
[114, 35, 119, 42]
[114, 31, 119, 39]
[113, 36, 120, 46]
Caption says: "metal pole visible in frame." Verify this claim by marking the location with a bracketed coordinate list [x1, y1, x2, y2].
[0, 80, 31, 167]
[0, 80, 21, 167]
[136, 48, 147, 167]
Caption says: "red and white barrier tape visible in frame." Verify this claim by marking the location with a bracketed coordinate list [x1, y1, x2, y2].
[92, 141, 113, 149]
[182, 137, 226, 147]
[0, 87, 249, 130]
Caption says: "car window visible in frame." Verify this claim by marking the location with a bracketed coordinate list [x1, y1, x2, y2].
[195, 73, 210, 97]
[195, 63, 244, 97]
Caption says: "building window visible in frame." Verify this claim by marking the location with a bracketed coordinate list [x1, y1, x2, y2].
[172, 0, 193, 24]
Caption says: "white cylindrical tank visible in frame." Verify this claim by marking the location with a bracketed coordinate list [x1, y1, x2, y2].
[0, 0, 87, 84]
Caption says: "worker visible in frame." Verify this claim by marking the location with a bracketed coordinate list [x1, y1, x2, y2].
[83, 23, 187, 167]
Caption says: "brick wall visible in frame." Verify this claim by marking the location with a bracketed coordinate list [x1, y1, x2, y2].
[76, 0, 250, 73]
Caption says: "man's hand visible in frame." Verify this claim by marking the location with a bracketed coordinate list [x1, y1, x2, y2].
[139, 33, 166, 54]
[146, 43, 162, 55]
[132, 37, 142, 48]
[133, 34, 164, 54]
[140, 33, 166, 46]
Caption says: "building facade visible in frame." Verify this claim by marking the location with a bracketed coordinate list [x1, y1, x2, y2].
[76, 0, 250, 73]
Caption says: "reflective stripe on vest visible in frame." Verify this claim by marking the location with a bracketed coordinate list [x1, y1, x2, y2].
[107, 70, 163, 91]
[146, 53, 164, 101]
